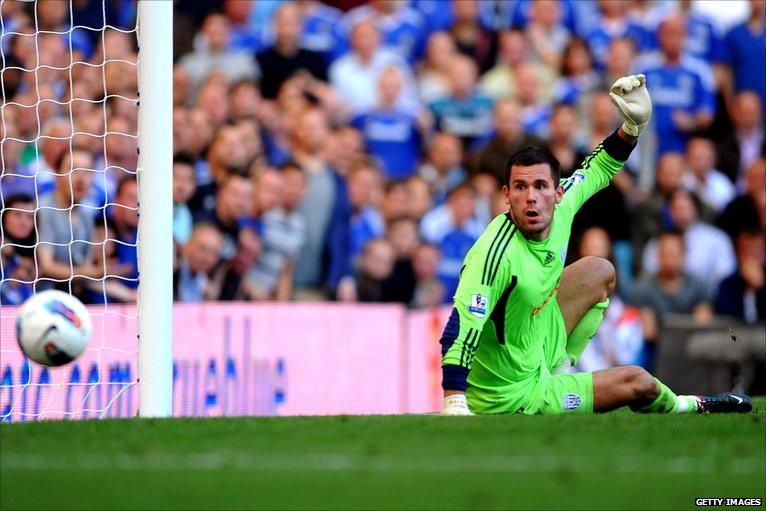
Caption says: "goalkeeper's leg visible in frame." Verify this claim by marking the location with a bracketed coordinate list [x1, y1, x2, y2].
[592, 366, 752, 414]
[555, 256, 615, 370]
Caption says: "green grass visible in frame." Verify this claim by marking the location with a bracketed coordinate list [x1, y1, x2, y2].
[2, 400, 765, 510]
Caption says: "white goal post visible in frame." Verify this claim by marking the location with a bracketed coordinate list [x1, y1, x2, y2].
[0, 0, 172, 420]
[136, 0, 173, 418]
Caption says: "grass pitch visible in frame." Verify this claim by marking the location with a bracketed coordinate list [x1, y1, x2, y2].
[1, 400, 765, 510]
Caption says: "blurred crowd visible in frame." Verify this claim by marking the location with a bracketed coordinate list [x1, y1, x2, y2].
[1, 0, 765, 370]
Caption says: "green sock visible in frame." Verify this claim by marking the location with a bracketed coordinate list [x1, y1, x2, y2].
[566, 298, 609, 364]
[633, 379, 699, 414]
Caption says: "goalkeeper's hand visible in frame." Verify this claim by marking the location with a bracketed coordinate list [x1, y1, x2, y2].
[609, 74, 652, 137]
[442, 393, 474, 416]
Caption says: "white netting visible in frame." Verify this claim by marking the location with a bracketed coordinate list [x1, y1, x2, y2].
[0, 0, 140, 421]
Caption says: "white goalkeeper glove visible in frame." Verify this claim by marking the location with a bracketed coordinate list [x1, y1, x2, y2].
[609, 74, 652, 137]
[442, 393, 474, 416]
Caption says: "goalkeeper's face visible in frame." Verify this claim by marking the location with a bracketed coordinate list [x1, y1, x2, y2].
[503, 163, 563, 241]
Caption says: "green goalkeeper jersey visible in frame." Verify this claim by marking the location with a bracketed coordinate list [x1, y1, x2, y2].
[440, 132, 634, 414]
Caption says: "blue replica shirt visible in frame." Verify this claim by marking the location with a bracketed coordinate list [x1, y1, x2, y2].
[421, 206, 485, 302]
[411, 0, 454, 34]
[637, 53, 716, 154]
[350, 207, 385, 262]
[430, 92, 495, 149]
[351, 109, 421, 180]
[587, 22, 647, 70]
[685, 13, 722, 63]
[229, 25, 264, 54]
[0, 254, 34, 306]
[640, 14, 722, 64]
[301, 3, 343, 62]
[115, 228, 139, 290]
[337, 5, 428, 63]
[521, 104, 552, 140]
[554, 78, 582, 106]
[719, 22, 766, 116]
[553, 73, 599, 106]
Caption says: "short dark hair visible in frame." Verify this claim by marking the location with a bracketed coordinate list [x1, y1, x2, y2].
[385, 179, 407, 194]
[2, 193, 35, 209]
[668, 188, 702, 213]
[447, 180, 475, 199]
[504, 146, 561, 187]
[279, 160, 304, 175]
[173, 153, 196, 167]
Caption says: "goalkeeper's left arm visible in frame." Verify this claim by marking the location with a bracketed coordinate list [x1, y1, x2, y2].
[558, 74, 652, 214]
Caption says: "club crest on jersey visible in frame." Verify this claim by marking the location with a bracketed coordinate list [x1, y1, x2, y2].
[563, 393, 582, 410]
[469, 294, 488, 318]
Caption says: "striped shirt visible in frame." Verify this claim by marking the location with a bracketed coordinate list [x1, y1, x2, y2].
[248, 208, 305, 296]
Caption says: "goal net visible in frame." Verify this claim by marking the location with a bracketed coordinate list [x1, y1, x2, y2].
[0, 0, 171, 421]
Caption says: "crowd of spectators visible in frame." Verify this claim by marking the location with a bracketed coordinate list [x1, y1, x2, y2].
[1, 0, 765, 371]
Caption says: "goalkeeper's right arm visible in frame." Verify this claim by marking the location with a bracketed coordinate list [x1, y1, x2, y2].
[442, 393, 473, 415]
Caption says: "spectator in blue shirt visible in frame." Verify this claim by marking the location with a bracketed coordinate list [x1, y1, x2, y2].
[296, 0, 343, 63]
[0, 194, 35, 306]
[586, 0, 645, 70]
[421, 182, 484, 302]
[346, 158, 386, 267]
[37, 0, 94, 59]
[676, 0, 722, 64]
[717, 0, 766, 118]
[411, 0, 454, 35]
[174, 223, 224, 303]
[516, 63, 552, 139]
[172, 154, 197, 246]
[223, 0, 264, 54]
[329, 19, 416, 117]
[417, 132, 467, 205]
[259, 1, 343, 63]
[553, 37, 599, 107]
[351, 66, 427, 180]
[429, 54, 494, 150]
[637, 13, 715, 155]
[338, 1, 427, 64]
[96, 177, 140, 304]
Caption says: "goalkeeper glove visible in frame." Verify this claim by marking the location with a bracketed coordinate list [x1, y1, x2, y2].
[442, 393, 474, 416]
[609, 74, 652, 137]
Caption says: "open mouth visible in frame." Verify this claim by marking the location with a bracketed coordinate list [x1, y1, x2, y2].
[525, 211, 540, 219]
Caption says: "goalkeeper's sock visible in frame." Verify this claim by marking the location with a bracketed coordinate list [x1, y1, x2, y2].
[566, 298, 609, 365]
[632, 379, 699, 414]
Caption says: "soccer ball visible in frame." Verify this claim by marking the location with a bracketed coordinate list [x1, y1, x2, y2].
[16, 290, 92, 366]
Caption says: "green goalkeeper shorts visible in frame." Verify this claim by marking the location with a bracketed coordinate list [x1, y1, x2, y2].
[519, 371, 594, 415]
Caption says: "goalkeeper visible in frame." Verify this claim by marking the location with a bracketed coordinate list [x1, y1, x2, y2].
[440, 75, 753, 416]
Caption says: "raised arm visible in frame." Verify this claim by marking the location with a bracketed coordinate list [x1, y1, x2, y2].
[559, 75, 653, 214]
